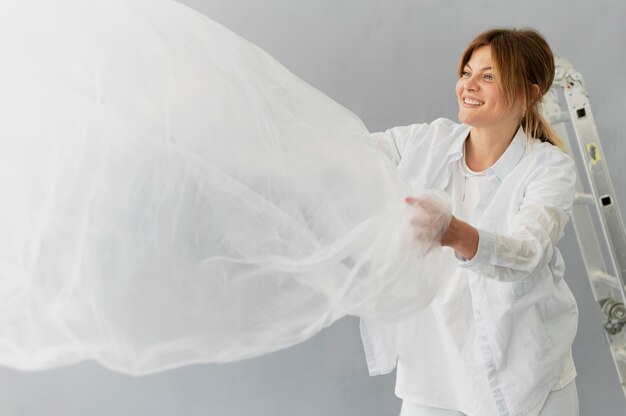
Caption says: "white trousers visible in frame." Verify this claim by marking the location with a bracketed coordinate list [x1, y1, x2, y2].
[399, 381, 579, 416]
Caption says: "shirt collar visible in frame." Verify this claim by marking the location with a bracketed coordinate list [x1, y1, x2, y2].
[446, 124, 527, 181]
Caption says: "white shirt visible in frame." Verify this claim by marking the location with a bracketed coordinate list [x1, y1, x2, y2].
[360, 118, 578, 416]
[447, 145, 491, 223]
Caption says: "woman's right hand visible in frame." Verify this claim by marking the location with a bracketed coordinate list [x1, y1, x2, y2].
[404, 190, 452, 254]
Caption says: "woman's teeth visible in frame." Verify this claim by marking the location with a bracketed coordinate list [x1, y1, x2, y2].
[463, 97, 484, 105]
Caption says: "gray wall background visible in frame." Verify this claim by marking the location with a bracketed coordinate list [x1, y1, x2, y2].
[1, 1, 625, 415]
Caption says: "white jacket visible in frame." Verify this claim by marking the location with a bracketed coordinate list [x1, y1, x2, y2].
[360, 118, 578, 416]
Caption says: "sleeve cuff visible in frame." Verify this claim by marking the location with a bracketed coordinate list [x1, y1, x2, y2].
[458, 227, 496, 270]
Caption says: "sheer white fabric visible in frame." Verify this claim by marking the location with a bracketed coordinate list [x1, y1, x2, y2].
[0, 0, 449, 375]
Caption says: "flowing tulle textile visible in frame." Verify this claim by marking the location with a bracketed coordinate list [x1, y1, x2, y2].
[0, 0, 448, 375]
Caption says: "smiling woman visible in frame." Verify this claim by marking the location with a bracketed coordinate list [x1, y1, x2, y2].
[363, 28, 579, 416]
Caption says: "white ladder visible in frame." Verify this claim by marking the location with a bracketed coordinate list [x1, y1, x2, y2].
[542, 57, 626, 399]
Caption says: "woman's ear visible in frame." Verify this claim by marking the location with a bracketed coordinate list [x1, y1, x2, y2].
[521, 84, 542, 112]
[532, 84, 542, 101]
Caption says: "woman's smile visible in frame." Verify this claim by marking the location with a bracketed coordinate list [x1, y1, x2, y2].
[462, 96, 485, 107]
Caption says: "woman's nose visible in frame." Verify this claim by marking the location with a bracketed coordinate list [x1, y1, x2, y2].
[464, 74, 479, 92]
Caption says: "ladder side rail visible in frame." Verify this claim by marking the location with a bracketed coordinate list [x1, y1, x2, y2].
[546, 58, 626, 398]
[545, 91, 618, 301]
[562, 80, 626, 301]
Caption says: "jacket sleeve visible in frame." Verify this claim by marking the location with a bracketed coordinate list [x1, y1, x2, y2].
[459, 150, 577, 282]
[368, 123, 431, 166]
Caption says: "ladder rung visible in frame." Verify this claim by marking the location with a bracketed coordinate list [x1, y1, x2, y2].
[545, 111, 571, 124]
[574, 192, 595, 206]
[592, 271, 622, 290]
[613, 347, 626, 363]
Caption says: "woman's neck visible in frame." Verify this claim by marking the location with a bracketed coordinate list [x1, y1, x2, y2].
[464, 123, 520, 172]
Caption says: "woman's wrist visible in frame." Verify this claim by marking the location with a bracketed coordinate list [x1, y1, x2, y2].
[441, 216, 479, 260]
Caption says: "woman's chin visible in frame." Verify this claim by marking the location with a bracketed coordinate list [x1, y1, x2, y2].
[457, 112, 474, 126]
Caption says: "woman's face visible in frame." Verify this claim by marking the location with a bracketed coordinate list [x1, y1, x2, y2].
[455, 45, 523, 129]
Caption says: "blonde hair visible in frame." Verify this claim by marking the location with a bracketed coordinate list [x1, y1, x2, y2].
[458, 28, 567, 152]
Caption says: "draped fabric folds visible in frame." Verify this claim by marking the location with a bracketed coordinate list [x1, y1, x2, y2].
[0, 0, 447, 375]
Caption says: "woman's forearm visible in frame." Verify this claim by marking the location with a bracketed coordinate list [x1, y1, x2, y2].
[441, 216, 479, 260]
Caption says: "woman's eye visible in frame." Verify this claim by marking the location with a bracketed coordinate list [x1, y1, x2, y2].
[484, 73, 494, 81]
[462, 70, 471, 77]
